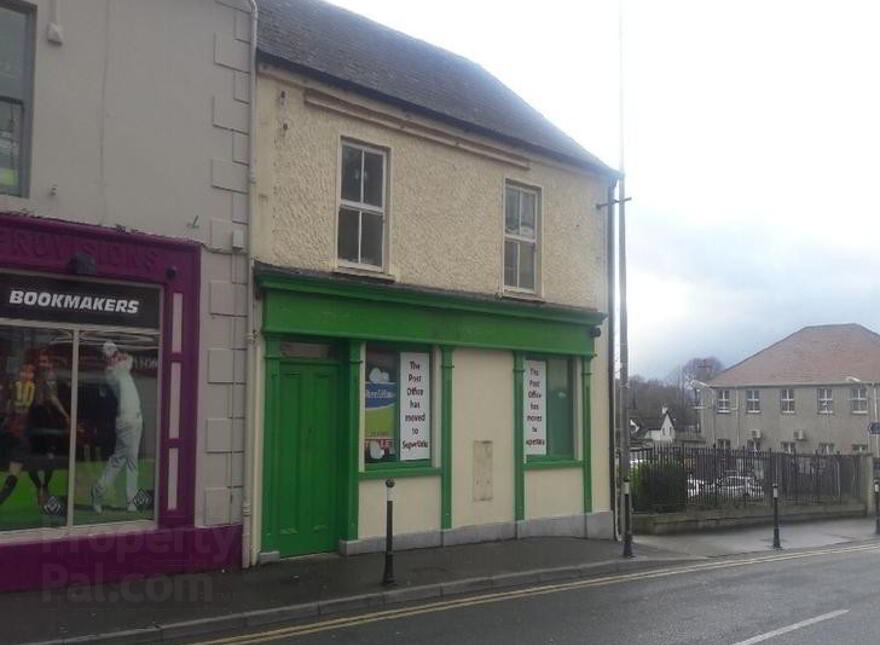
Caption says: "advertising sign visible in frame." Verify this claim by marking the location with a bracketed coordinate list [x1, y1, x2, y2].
[0, 273, 160, 328]
[400, 352, 430, 461]
[524, 359, 547, 456]
[365, 379, 396, 460]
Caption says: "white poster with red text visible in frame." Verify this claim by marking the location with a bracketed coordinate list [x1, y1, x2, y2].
[524, 360, 547, 456]
[400, 352, 430, 461]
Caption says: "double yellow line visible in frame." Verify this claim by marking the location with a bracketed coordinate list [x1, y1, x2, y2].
[190, 542, 880, 644]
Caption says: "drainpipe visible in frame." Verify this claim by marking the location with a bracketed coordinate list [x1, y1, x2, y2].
[241, 0, 259, 569]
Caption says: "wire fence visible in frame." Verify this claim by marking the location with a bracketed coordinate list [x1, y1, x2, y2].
[631, 445, 864, 513]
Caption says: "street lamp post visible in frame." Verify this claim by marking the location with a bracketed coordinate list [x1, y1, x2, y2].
[693, 380, 717, 445]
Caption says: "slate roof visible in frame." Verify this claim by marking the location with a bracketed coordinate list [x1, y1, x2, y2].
[256, 0, 616, 174]
[708, 324, 880, 387]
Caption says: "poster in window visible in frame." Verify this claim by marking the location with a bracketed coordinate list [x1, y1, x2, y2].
[365, 355, 396, 463]
[524, 360, 547, 456]
[399, 352, 430, 461]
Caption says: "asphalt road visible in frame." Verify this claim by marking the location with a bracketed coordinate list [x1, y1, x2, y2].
[173, 542, 880, 645]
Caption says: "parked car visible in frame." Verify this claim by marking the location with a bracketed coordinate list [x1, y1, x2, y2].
[711, 475, 763, 500]
[687, 476, 706, 499]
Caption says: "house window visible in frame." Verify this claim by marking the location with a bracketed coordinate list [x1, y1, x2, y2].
[364, 344, 431, 465]
[504, 183, 540, 291]
[0, 275, 161, 534]
[0, 2, 34, 197]
[716, 389, 730, 413]
[338, 141, 387, 269]
[693, 388, 703, 409]
[746, 389, 760, 413]
[780, 388, 795, 414]
[717, 438, 731, 449]
[780, 441, 795, 454]
[852, 444, 868, 454]
[818, 442, 835, 455]
[524, 356, 575, 459]
[818, 387, 833, 414]
[850, 386, 868, 414]
[746, 439, 760, 452]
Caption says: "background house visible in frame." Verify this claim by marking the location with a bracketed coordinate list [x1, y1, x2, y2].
[698, 324, 880, 454]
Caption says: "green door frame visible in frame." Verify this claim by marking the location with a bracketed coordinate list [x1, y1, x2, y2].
[262, 337, 362, 556]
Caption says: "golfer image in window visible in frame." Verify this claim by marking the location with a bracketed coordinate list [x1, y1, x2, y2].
[91, 340, 143, 513]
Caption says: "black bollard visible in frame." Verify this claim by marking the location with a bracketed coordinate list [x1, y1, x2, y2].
[874, 480, 879, 536]
[622, 478, 634, 558]
[383, 479, 396, 586]
[772, 483, 781, 549]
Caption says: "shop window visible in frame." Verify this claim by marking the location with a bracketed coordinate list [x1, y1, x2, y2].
[364, 345, 431, 465]
[0, 273, 160, 533]
[524, 356, 575, 460]
[0, 2, 34, 197]
[338, 141, 387, 269]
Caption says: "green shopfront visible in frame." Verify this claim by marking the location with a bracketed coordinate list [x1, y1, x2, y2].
[257, 268, 607, 559]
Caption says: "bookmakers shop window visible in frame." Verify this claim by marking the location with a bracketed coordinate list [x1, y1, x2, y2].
[524, 356, 575, 460]
[364, 344, 431, 466]
[0, 273, 160, 533]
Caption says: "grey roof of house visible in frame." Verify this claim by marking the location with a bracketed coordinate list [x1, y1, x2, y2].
[708, 323, 880, 387]
[256, 0, 616, 175]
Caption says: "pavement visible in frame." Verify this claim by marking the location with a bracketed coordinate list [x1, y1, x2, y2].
[8, 517, 879, 645]
[636, 516, 878, 557]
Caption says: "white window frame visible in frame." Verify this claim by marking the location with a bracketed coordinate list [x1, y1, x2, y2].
[0, 0, 35, 198]
[716, 389, 731, 413]
[780, 441, 795, 454]
[693, 388, 703, 409]
[850, 385, 868, 414]
[502, 181, 541, 294]
[337, 140, 388, 271]
[818, 442, 835, 455]
[746, 389, 760, 414]
[818, 387, 833, 414]
[780, 387, 795, 414]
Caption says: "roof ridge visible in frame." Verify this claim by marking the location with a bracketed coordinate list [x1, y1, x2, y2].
[256, 0, 617, 174]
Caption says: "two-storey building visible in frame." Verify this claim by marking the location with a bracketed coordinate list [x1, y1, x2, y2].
[698, 324, 880, 455]
[248, 0, 617, 561]
[0, 0, 253, 590]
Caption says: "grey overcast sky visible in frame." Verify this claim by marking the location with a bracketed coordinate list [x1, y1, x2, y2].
[326, 0, 880, 378]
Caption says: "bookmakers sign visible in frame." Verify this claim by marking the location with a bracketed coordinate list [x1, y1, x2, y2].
[524, 359, 547, 456]
[0, 273, 160, 328]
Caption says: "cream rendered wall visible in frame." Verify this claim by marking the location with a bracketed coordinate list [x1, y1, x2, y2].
[451, 348, 515, 527]
[525, 469, 582, 520]
[358, 478, 441, 539]
[254, 70, 609, 311]
[0, 0, 254, 529]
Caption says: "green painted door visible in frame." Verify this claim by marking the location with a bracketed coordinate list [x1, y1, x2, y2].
[264, 361, 342, 557]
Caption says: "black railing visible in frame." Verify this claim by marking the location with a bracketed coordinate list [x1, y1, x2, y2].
[631, 445, 862, 513]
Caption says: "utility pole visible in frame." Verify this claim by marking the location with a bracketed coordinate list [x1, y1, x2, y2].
[617, 0, 633, 558]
